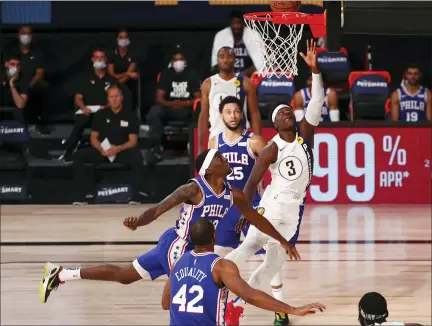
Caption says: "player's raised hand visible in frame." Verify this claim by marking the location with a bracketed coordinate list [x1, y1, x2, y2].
[281, 242, 301, 260]
[299, 39, 318, 71]
[123, 216, 138, 230]
[292, 302, 326, 316]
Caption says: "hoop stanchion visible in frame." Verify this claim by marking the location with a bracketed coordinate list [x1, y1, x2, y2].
[244, 12, 325, 78]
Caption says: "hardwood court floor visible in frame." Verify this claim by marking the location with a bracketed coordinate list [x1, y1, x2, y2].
[1, 204, 431, 325]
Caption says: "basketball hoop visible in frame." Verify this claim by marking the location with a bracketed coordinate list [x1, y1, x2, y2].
[244, 12, 325, 78]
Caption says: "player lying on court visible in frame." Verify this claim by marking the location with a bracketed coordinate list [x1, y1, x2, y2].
[208, 95, 267, 256]
[224, 39, 326, 326]
[40, 149, 300, 304]
[162, 218, 325, 325]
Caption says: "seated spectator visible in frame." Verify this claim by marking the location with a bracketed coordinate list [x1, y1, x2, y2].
[14, 26, 50, 133]
[107, 29, 139, 110]
[390, 63, 431, 122]
[358, 292, 422, 326]
[59, 48, 132, 162]
[146, 45, 200, 157]
[293, 71, 339, 122]
[0, 54, 30, 160]
[72, 85, 146, 205]
[211, 10, 263, 77]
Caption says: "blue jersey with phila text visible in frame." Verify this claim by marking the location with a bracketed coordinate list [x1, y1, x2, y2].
[301, 87, 330, 122]
[175, 176, 233, 241]
[397, 85, 427, 122]
[169, 251, 229, 326]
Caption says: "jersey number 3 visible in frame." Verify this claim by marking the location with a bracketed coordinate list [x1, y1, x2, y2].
[286, 160, 296, 176]
[172, 284, 204, 313]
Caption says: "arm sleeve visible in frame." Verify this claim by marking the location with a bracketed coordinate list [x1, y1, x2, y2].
[304, 73, 325, 126]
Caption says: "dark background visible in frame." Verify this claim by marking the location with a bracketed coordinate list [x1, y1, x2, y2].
[1, 1, 431, 121]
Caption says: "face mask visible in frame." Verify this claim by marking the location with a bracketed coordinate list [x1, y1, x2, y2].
[7, 66, 18, 77]
[20, 35, 32, 45]
[118, 39, 130, 48]
[173, 60, 186, 73]
[93, 61, 106, 69]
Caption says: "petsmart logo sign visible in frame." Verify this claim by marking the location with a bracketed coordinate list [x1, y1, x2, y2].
[0, 120, 29, 142]
[356, 80, 388, 88]
[0, 184, 28, 200]
[95, 184, 132, 203]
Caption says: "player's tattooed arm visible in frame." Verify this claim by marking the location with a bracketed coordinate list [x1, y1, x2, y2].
[124, 182, 201, 229]
[243, 142, 278, 203]
[214, 259, 324, 315]
[231, 187, 300, 260]
[426, 88, 431, 121]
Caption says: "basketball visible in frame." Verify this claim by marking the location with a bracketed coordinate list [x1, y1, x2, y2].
[270, 1, 301, 12]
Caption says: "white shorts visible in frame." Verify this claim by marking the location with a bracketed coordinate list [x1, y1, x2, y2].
[252, 197, 304, 245]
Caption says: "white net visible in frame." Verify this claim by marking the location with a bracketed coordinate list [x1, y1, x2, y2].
[244, 13, 305, 78]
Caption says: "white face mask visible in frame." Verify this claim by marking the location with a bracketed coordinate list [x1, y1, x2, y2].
[118, 39, 130, 48]
[173, 60, 186, 73]
[93, 61, 106, 69]
[7, 66, 19, 77]
[20, 35, 32, 45]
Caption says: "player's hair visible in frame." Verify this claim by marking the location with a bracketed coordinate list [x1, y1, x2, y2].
[189, 218, 215, 246]
[5, 53, 21, 63]
[358, 292, 388, 326]
[217, 46, 235, 58]
[219, 96, 242, 113]
[229, 10, 244, 21]
[195, 149, 212, 174]
[405, 62, 421, 72]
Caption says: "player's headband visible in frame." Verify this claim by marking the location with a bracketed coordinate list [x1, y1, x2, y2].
[198, 149, 218, 176]
[359, 308, 388, 321]
[272, 104, 293, 123]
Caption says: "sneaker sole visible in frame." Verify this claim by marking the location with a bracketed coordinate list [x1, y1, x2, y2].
[39, 262, 50, 303]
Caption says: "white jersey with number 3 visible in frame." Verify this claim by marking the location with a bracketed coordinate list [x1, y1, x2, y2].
[260, 133, 314, 209]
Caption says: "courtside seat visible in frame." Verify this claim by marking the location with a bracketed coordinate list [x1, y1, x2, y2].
[255, 72, 296, 119]
[349, 71, 391, 120]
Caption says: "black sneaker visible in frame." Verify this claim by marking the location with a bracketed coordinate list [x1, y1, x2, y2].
[40, 262, 63, 303]
[274, 312, 290, 325]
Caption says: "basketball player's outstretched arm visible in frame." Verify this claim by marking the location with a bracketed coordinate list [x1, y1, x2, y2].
[231, 186, 300, 260]
[243, 142, 278, 203]
[214, 259, 325, 316]
[298, 39, 325, 147]
[124, 182, 201, 229]
[198, 78, 211, 153]
[244, 77, 262, 135]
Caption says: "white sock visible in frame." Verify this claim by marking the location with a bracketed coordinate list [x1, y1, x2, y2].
[272, 285, 284, 302]
[58, 268, 81, 281]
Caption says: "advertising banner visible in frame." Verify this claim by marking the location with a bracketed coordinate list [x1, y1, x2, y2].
[192, 127, 432, 204]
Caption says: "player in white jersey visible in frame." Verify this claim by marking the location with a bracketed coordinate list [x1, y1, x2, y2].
[224, 39, 326, 326]
[198, 47, 262, 153]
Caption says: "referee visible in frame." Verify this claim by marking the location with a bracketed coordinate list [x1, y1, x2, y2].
[72, 84, 145, 204]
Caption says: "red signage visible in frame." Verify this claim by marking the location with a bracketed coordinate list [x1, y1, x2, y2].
[192, 127, 432, 204]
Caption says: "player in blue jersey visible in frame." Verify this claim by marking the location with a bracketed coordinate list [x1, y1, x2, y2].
[208, 95, 267, 256]
[390, 63, 431, 122]
[40, 149, 300, 304]
[162, 218, 325, 326]
[293, 71, 339, 122]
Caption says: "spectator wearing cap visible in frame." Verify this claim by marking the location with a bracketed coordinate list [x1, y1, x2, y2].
[146, 45, 201, 157]
[211, 10, 263, 77]
[107, 29, 140, 112]
[358, 292, 422, 326]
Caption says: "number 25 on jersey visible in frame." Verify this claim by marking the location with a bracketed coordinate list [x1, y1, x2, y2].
[172, 284, 204, 313]
[227, 167, 244, 181]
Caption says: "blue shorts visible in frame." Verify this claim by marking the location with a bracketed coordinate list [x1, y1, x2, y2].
[215, 198, 260, 249]
[133, 228, 194, 280]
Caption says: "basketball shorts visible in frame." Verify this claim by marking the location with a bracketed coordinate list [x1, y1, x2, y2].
[133, 228, 194, 280]
[251, 198, 306, 246]
[215, 198, 261, 249]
